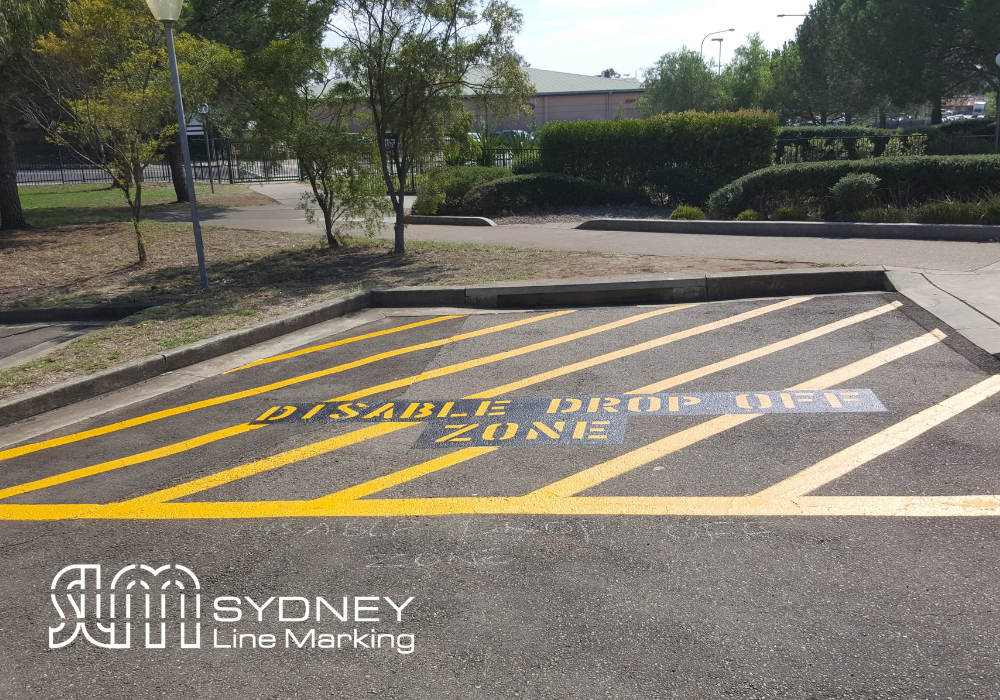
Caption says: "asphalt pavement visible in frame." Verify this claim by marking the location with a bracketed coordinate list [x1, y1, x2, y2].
[3, 293, 1000, 697]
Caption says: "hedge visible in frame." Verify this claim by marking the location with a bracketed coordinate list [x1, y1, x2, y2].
[537, 111, 779, 190]
[707, 155, 1000, 218]
[412, 166, 512, 215]
[461, 173, 645, 216]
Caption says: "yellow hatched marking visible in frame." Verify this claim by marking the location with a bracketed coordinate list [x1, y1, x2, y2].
[329, 304, 698, 401]
[530, 330, 946, 499]
[225, 315, 464, 373]
[630, 301, 902, 394]
[754, 374, 1000, 502]
[0, 310, 571, 463]
[112, 422, 418, 509]
[312, 448, 496, 504]
[467, 297, 810, 398]
[0, 424, 264, 502]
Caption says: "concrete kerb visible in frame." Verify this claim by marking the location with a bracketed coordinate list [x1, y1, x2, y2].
[3, 266, 992, 428]
[406, 215, 496, 227]
[577, 218, 1000, 243]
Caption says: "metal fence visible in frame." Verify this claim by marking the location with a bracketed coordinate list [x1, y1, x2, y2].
[16, 139, 541, 192]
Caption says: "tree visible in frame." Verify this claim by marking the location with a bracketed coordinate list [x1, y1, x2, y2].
[0, 0, 64, 232]
[330, 0, 527, 254]
[722, 34, 776, 111]
[639, 49, 721, 115]
[31, 0, 236, 263]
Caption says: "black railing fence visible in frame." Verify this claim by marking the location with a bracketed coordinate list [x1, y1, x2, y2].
[16, 139, 542, 194]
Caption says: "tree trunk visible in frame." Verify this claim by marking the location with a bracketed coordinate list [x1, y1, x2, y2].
[393, 194, 405, 254]
[878, 110, 887, 129]
[0, 114, 28, 232]
[931, 96, 942, 125]
[166, 138, 189, 203]
[845, 113, 853, 126]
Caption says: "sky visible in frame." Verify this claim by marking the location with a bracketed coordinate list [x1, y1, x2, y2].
[512, 0, 815, 78]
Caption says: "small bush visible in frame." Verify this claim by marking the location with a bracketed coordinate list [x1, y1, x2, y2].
[645, 167, 717, 206]
[412, 166, 510, 215]
[831, 173, 881, 214]
[669, 205, 705, 220]
[859, 207, 911, 223]
[708, 155, 1000, 218]
[735, 209, 759, 221]
[912, 201, 982, 225]
[460, 173, 644, 216]
[771, 207, 809, 221]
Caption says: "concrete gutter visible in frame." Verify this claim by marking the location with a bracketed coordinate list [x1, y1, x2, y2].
[577, 218, 1000, 243]
[4, 266, 995, 428]
[407, 215, 496, 227]
[372, 268, 890, 308]
[0, 303, 159, 324]
[886, 270, 1000, 360]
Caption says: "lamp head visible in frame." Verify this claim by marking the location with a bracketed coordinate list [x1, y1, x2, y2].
[995, 52, 1000, 68]
[144, 0, 183, 22]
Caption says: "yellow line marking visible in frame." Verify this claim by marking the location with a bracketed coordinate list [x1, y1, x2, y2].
[225, 315, 464, 373]
[630, 301, 902, 394]
[529, 330, 946, 499]
[111, 422, 419, 510]
[754, 374, 1000, 502]
[329, 304, 698, 401]
[0, 311, 571, 464]
[467, 297, 811, 398]
[0, 424, 264, 502]
[311, 448, 496, 504]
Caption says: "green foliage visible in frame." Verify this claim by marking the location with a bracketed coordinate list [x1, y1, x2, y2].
[735, 209, 760, 221]
[645, 167, 715, 206]
[830, 172, 880, 213]
[460, 173, 644, 216]
[412, 166, 510, 215]
[708, 156, 1000, 218]
[669, 205, 705, 220]
[772, 207, 809, 221]
[640, 48, 721, 114]
[858, 194, 1000, 226]
[538, 111, 779, 191]
[859, 207, 911, 223]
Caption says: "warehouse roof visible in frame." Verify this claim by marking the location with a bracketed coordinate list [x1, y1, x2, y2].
[461, 67, 644, 98]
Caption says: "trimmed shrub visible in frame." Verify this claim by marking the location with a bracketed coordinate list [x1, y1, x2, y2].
[772, 207, 809, 221]
[412, 166, 510, 215]
[645, 167, 716, 206]
[831, 173, 880, 213]
[708, 155, 1000, 219]
[460, 173, 644, 216]
[859, 207, 911, 223]
[538, 110, 779, 190]
[669, 205, 705, 220]
[735, 209, 759, 221]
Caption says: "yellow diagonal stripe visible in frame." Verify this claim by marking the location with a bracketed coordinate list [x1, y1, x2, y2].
[311, 447, 496, 504]
[225, 315, 465, 373]
[112, 422, 419, 509]
[755, 374, 1000, 501]
[629, 301, 902, 394]
[467, 297, 811, 398]
[0, 310, 571, 463]
[329, 304, 698, 401]
[530, 330, 946, 499]
[0, 423, 264, 502]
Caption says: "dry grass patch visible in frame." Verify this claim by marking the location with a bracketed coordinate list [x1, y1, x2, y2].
[0, 221, 813, 400]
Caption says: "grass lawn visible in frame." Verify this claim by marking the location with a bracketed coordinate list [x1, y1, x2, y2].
[0, 186, 814, 401]
[18, 182, 276, 228]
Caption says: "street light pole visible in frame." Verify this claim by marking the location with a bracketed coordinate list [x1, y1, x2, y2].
[994, 54, 1000, 154]
[700, 28, 734, 58]
[144, 0, 208, 290]
[712, 37, 724, 75]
